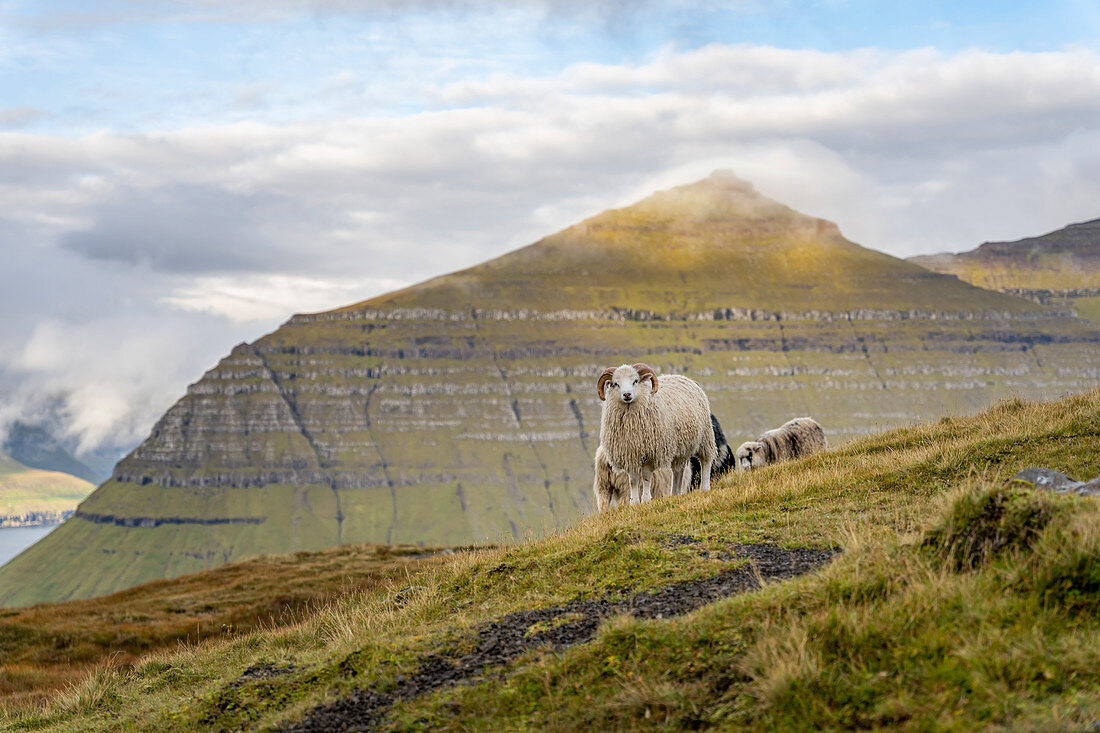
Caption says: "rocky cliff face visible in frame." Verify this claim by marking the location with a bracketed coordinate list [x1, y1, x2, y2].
[3, 173, 1099, 607]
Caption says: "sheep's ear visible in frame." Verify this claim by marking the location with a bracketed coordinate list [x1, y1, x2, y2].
[597, 368, 615, 401]
[632, 363, 658, 393]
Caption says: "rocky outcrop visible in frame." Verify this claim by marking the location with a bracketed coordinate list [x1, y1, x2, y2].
[74, 511, 265, 527]
[292, 305, 1076, 326]
[1008, 468, 1100, 497]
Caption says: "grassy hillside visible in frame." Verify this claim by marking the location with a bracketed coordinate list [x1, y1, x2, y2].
[4, 172, 1097, 609]
[0, 543, 459, 711]
[4, 388, 1099, 731]
[0, 452, 94, 527]
[910, 217, 1100, 325]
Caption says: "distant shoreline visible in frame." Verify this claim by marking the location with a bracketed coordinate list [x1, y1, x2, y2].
[0, 510, 74, 529]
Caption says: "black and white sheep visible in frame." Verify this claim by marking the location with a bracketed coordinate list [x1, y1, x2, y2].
[596, 363, 717, 503]
[735, 417, 826, 470]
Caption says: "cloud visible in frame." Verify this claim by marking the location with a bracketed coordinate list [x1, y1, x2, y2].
[59, 183, 302, 273]
[161, 273, 408, 322]
[9, 0, 730, 32]
[1, 314, 256, 453]
[0, 106, 45, 128]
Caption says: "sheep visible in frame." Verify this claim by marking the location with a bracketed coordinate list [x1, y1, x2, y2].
[687, 414, 738, 491]
[735, 417, 826, 470]
[597, 363, 717, 504]
[592, 445, 674, 511]
[594, 413, 729, 511]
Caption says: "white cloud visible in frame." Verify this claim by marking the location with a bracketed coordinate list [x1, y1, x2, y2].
[161, 273, 408, 323]
[0, 106, 44, 128]
[2, 316, 254, 453]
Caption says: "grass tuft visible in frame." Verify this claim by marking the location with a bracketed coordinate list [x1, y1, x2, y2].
[921, 482, 1057, 570]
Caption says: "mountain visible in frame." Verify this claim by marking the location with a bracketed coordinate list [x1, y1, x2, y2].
[2, 422, 108, 485]
[9, 389, 1100, 730]
[0, 449, 95, 528]
[1, 171, 1098, 607]
[910, 218, 1100, 324]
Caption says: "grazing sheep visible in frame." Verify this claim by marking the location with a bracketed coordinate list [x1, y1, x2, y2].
[595, 413, 728, 510]
[735, 417, 826, 470]
[597, 363, 717, 503]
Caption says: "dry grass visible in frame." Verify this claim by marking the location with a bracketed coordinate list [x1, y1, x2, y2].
[0, 542, 458, 713]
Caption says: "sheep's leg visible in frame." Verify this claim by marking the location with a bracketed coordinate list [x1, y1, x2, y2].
[597, 486, 612, 512]
[640, 469, 655, 503]
[664, 460, 682, 493]
[650, 467, 674, 499]
[698, 457, 713, 492]
[628, 470, 644, 505]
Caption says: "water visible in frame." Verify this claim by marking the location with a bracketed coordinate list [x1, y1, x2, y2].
[0, 525, 58, 568]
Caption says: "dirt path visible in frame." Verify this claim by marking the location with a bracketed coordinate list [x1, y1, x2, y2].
[282, 543, 839, 732]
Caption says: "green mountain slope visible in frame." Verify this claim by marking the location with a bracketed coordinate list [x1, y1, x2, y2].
[910, 217, 1100, 324]
[0, 450, 94, 528]
[1, 172, 1098, 608]
[8, 389, 1100, 731]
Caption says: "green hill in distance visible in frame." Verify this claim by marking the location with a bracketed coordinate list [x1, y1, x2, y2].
[366, 170, 1035, 315]
[1, 171, 1097, 608]
[910, 217, 1100, 324]
[0, 450, 95, 528]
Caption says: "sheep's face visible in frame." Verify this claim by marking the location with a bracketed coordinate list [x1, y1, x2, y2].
[611, 365, 644, 405]
[598, 364, 657, 406]
[735, 441, 766, 470]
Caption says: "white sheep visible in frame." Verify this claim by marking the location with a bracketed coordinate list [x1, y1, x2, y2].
[595, 412, 734, 511]
[596, 363, 717, 504]
[735, 417, 826, 470]
[592, 445, 675, 511]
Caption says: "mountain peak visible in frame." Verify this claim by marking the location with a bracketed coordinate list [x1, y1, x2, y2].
[686, 168, 760, 194]
[356, 172, 1012, 317]
[614, 170, 793, 227]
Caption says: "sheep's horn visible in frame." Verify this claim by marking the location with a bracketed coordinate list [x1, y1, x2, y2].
[597, 367, 615, 401]
[632, 363, 658, 393]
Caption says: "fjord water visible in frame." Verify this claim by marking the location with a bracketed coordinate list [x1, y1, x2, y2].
[0, 525, 58, 568]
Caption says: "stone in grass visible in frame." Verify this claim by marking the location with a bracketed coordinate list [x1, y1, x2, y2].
[1008, 468, 1100, 497]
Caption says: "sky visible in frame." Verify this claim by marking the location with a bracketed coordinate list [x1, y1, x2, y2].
[2, 0, 1100, 458]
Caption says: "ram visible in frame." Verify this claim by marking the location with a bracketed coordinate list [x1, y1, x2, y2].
[594, 413, 733, 510]
[735, 417, 826, 470]
[596, 363, 717, 504]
